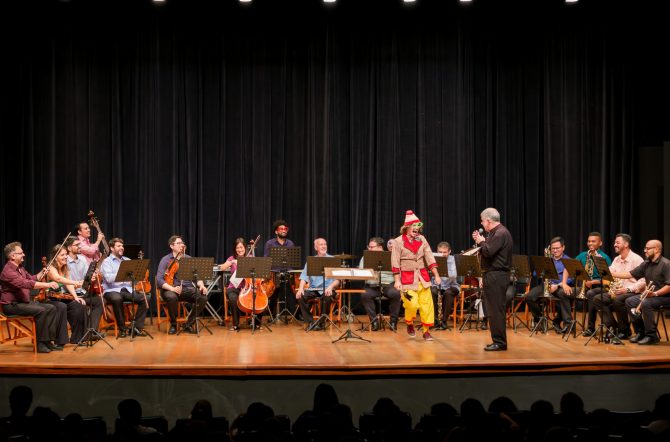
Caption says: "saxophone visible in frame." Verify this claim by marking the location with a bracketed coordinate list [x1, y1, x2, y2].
[543, 245, 552, 297]
[631, 282, 655, 316]
[577, 250, 595, 299]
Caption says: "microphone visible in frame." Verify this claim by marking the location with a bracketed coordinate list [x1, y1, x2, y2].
[472, 228, 485, 248]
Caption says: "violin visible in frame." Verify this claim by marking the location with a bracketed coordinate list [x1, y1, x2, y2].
[134, 249, 151, 293]
[164, 250, 182, 286]
[35, 256, 48, 302]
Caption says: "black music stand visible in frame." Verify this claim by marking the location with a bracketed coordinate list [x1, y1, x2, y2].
[236, 257, 274, 334]
[123, 244, 141, 260]
[305, 256, 342, 332]
[362, 250, 394, 332]
[510, 255, 531, 332]
[75, 260, 114, 351]
[455, 254, 483, 332]
[584, 256, 622, 346]
[528, 255, 559, 336]
[560, 258, 588, 341]
[175, 258, 215, 337]
[115, 259, 153, 341]
[269, 246, 302, 324]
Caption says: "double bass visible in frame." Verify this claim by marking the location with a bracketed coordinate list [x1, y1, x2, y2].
[237, 235, 276, 314]
[86, 210, 110, 295]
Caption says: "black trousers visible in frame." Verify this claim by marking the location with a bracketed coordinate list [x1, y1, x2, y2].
[2, 301, 60, 343]
[625, 294, 670, 337]
[361, 285, 401, 322]
[298, 290, 335, 324]
[430, 286, 458, 324]
[52, 298, 87, 344]
[273, 276, 297, 317]
[104, 289, 149, 329]
[611, 292, 637, 333]
[162, 286, 207, 326]
[482, 271, 509, 346]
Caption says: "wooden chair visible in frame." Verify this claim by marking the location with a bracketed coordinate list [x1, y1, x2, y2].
[334, 289, 361, 325]
[155, 287, 188, 333]
[0, 305, 37, 353]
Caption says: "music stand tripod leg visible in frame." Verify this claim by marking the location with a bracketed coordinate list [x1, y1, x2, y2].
[332, 292, 370, 343]
[584, 289, 622, 346]
[74, 296, 114, 350]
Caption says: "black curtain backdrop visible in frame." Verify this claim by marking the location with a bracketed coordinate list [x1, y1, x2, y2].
[1, 0, 668, 272]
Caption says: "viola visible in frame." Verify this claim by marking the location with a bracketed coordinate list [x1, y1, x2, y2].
[164, 251, 181, 286]
[35, 256, 48, 302]
[134, 250, 152, 293]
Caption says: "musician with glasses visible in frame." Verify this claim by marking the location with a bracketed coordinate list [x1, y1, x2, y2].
[156, 235, 208, 335]
[572, 232, 612, 337]
[612, 240, 670, 345]
[359, 237, 400, 331]
[65, 236, 105, 337]
[592, 234, 645, 340]
[431, 242, 459, 331]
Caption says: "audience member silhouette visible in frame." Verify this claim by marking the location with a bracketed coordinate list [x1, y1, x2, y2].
[114, 398, 162, 441]
[1, 385, 33, 439]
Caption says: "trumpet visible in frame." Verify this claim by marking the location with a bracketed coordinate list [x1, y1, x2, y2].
[630, 282, 655, 316]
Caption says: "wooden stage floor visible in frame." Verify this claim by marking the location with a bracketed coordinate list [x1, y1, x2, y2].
[2, 317, 669, 377]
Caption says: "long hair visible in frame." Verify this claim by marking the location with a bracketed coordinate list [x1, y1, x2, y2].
[49, 245, 69, 277]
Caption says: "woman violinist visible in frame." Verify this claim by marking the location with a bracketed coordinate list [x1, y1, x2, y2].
[46, 244, 87, 346]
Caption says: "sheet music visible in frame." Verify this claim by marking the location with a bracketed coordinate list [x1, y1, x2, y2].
[331, 269, 351, 277]
[229, 270, 244, 288]
[352, 269, 374, 277]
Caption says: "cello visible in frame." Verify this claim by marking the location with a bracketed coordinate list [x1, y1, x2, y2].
[237, 235, 276, 314]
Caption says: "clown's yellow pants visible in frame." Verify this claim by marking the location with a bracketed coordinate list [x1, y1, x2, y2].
[402, 285, 434, 332]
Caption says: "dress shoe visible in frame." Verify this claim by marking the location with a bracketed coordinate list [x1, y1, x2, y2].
[616, 331, 632, 340]
[433, 322, 447, 331]
[168, 325, 177, 335]
[484, 343, 507, 351]
[133, 328, 146, 336]
[370, 319, 380, 332]
[629, 333, 644, 343]
[637, 336, 660, 345]
[480, 319, 489, 330]
[37, 342, 52, 353]
[47, 342, 64, 351]
[182, 325, 197, 334]
[423, 331, 433, 341]
[406, 324, 416, 337]
[229, 325, 240, 332]
[389, 320, 398, 332]
[117, 328, 128, 338]
[582, 328, 596, 337]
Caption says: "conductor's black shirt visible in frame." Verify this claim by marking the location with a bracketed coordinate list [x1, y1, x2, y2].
[479, 224, 513, 272]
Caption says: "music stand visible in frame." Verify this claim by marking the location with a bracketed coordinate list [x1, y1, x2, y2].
[560, 258, 589, 340]
[305, 256, 342, 332]
[328, 267, 374, 343]
[175, 258, 215, 337]
[269, 246, 302, 324]
[509, 255, 531, 332]
[455, 254, 483, 332]
[528, 255, 559, 336]
[362, 250, 393, 332]
[75, 260, 114, 351]
[432, 255, 449, 329]
[584, 256, 622, 346]
[235, 257, 274, 334]
[115, 259, 154, 340]
[123, 244, 141, 259]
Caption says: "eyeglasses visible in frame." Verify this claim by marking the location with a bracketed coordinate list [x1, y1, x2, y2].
[644, 246, 657, 250]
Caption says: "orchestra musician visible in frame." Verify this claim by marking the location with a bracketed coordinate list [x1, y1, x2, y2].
[65, 235, 105, 338]
[0, 242, 62, 353]
[431, 242, 460, 331]
[591, 234, 645, 341]
[75, 221, 105, 264]
[155, 235, 208, 335]
[45, 244, 88, 345]
[391, 210, 441, 341]
[219, 238, 249, 331]
[263, 220, 297, 319]
[295, 238, 340, 331]
[100, 238, 149, 337]
[472, 208, 513, 351]
[358, 237, 400, 331]
[573, 232, 612, 337]
[613, 240, 670, 345]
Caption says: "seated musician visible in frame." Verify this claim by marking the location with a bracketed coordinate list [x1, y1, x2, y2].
[295, 238, 340, 331]
[156, 235, 208, 335]
[264, 220, 298, 320]
[219, 238, 249, 331]
[46, 244, 87, 345]
[524, 237, 574, 333]
[431, 241, 460, 331]
[359, 237, 400, 331]
[575, 232, 612, 337]
[100, 238, 149, 337]
[65, 236, 105, 337]
[0, 241, 62, 353]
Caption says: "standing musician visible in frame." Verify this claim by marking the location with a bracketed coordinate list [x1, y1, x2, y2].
[0, 242, 62, 353]
[592, 234, 645, 340]
[65, 236, 105, 337]
[359, 237, 400, 331]
[431, 242, 460, 331]
[263, 220, 297, 318]
[156, 235, 207, 335]
[219, 238, 250, 331]
[45, 244, 87, 345]
[573, 232, 612, 337]
[295, 238, 340, 331]
[76, 221, 105, 264]
[613, 240, 670, 345]
[100, 238, 149, 337]
[391, 210, 441, 341]
[472, 207, 513, 351]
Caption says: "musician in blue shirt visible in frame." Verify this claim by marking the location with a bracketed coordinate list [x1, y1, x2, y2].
[295, 238, 339, 330]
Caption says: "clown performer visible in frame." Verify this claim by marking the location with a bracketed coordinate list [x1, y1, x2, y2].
[391, 210, 442, 341]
